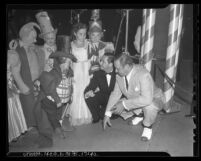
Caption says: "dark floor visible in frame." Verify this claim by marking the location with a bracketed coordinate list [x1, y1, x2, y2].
[8, 59, 195, 156]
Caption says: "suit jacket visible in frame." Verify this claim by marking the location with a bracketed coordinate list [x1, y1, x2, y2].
[106, 65, 164, 112]
[84, 69, 116, 103]
[33, 63, 64, 138]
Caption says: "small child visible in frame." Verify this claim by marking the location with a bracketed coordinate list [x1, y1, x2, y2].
[88, 19, 114, 75]
[36, 11, 57, 72]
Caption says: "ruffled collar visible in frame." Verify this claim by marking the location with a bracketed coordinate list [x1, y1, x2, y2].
[44, 44, 56, 52]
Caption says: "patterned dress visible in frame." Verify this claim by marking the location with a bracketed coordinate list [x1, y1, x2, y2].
[88, 40, 106, 75]
[7, 63, 27, 143]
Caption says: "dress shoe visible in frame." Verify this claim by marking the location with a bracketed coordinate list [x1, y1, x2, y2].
[141, 127, 152, 141]
[128, 116, 143, 126]
[111, 114, 119, 120]
[55, 127, 66, 139]
[92, 119, 100, 123]
[62, 117, 75, 132]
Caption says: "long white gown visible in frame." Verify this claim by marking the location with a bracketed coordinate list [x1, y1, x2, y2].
[7, 64, 27, 143]
[67, 40, 92, 126]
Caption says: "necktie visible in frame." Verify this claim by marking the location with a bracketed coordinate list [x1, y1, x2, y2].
[125, 76, 129, 90]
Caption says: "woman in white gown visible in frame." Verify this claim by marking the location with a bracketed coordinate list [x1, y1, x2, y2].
[67, 23, 92, 126]
[7, 49, 27, 143]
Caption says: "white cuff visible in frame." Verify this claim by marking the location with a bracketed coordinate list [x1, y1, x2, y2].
[122, 101, 129, 110]
[105, 111, 112, 117]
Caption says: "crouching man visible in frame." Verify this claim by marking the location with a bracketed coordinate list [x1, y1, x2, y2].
[103, 52, 166, 141]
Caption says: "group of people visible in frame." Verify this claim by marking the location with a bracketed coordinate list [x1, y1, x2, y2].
[7, 10, 166, 148]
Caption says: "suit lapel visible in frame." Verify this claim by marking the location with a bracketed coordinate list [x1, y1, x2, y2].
[127, 66, 138, 92]
[117, 76, 127, 95]
[108, 70, 116, 91]
[118, 67, 138, 96]
[100, 71, 109, 89]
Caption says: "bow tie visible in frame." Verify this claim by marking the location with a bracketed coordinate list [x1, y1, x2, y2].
[45, 45, 56, 53]
[106, 72, 112, 76]
[46, 47, 55, 53]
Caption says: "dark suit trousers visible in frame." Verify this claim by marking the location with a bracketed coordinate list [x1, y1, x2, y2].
[41, 97, 63, 129]
[85, 94, 108, 121]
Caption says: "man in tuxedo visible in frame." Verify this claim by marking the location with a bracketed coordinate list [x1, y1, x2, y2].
[84, 53, 116, 123]
[103, 52, 165, 141]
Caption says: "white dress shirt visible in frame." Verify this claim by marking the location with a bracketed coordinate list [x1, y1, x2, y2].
[106, 73, 111, 86]
[122, 67, 134, 110]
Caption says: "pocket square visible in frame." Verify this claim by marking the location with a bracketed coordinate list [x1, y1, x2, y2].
[135, 87, 139, 91]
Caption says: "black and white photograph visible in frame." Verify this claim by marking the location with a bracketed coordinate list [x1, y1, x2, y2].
[6, 4, 198, 157]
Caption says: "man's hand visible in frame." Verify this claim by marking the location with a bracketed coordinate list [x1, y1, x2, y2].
[57, 102, 62, 108]
[112, 101, 125, 115]
[21, 86, 30, 95]
[84, 90, 95, 99]
[103, 115, 112, 130]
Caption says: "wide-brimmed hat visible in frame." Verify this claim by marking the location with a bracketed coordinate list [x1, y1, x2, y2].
[35, 11, 57, 39]
[19, 22, 41, 39]
[49, 51, 77, 62]
[50, 35, 77, 62]
[88, 20, 103, 34]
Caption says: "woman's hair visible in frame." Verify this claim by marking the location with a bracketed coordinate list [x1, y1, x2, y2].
[70, 22, 87, 41]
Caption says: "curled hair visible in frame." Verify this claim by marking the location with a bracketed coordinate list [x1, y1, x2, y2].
[114, 52, 134, 67]
[71, 22, 87, 41]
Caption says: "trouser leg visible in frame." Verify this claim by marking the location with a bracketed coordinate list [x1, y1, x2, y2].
[85, 97, 100, 122]
[33, 99, 54, 147]
[41, 98, 61, 129]
[142, 104, 159, 127]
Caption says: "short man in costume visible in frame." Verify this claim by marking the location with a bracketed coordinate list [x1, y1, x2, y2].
[103, 52, 166, 141]
[34, 36, 77, 148]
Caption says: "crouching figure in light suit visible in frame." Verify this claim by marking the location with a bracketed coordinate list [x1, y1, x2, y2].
[103, 52, 166, 141]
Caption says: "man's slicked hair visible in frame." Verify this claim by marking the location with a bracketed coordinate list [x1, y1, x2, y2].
[104, 52, 114, 64]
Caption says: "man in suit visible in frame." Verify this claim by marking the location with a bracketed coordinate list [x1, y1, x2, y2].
[103, 52, 165, 141]
[84, 52, 116, 123]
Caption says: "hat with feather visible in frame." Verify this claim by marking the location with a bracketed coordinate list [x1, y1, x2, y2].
[35, 11, 57, 39]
